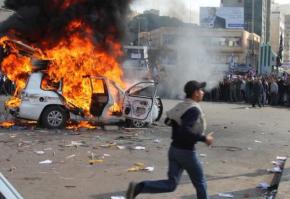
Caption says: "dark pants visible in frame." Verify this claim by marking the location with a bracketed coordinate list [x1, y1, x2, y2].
[139, 146, 209, 199]
[252, 95, 262, 107]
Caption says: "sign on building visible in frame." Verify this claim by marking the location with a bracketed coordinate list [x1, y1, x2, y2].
[200, 7, 244, 29]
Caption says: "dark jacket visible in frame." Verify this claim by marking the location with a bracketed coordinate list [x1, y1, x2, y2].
[171, 107, 206, 150]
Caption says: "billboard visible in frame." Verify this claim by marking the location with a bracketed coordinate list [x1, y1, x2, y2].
[200, 7, 244, 29]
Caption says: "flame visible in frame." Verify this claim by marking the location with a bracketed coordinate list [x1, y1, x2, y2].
[0, 37, 32, 94]
[5, 97, 21, 109]
[66, 121, 96, 130]
[109, 103, 122, 115]
[0, 121, 15, 128]
[1, 19, 126, 115]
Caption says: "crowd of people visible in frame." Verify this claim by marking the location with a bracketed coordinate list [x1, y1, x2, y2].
[204, 73, 290, 108]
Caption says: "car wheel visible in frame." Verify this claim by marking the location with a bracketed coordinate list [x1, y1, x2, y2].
[155, 97, 163, 121]
[41, 106, 68, 129]
[126, 119, 148, 128]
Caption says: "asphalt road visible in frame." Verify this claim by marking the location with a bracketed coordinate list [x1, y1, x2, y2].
[0, 98, 289, 199]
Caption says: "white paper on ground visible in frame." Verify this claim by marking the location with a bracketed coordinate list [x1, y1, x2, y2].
[276, 156, 287, 161]
[144, 167, 154, 172]
[267, 166, 282, 173]
[39, 160, 52, 164]
[34, 151, 45, 155]
[257, 182, 270, 190]
[218, 193, 234, 198]
[134, 146, 146, 150]
[111, 196, 125, 199]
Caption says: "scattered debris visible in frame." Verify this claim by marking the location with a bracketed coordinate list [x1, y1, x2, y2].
[0, 121, 15, 128]
[254, 140, 262, 143]
[257, 182, 270, 190]
[267, 166, 282, 173]
[66, 154, 76, 159]
[218, 192, 234, 198]
[65, 141, 85, 147]
[276, 156, 287, 161]
[111, 196, 125, 199]
[133, 146, 146, 150]
[89, 159, 104, 165]
[100, 143, 126, 150]
[153, 139, 161, 143]
[100, 143, 117, 148]
[117, 145, 126, 150]
[39, 160, 53, 164]
[64, 185, 76, 188]
[127, 163, 154, 172]
[8, 167, 16, 173]
[34, 150, 45, 155]
[200, 154, 207, 157]
[144, 166, 154, 172]
[272, 160, 284, 167]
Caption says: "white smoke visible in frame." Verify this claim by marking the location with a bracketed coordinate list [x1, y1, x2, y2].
[131, 0, 193, 22]
[159, 28, 228, 98]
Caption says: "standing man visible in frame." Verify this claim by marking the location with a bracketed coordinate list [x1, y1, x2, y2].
[126, 80, 214, 199]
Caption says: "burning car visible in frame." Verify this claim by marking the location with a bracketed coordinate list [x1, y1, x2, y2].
[1, 39, 163, 129]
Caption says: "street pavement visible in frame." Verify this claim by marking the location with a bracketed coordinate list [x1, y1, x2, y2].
[0, 97, 289, 199]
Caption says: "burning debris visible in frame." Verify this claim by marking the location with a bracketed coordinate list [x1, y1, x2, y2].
[0, 120, 15, 128]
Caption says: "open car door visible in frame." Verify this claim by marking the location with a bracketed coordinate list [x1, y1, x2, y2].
[123, 81, 158, 123]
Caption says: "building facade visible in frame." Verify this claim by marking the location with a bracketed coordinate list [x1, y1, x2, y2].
[221, 0, 244, 7]
[222, 0, 271, 43]
[270, 11, 285, 55]
[138, 27, 261, 70]
[284, 15, 290, 63]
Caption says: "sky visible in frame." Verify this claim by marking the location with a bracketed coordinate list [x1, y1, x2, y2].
[131, 0, 290, 23]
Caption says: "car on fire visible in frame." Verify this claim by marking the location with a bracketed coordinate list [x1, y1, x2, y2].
[2, 40, 163, 129]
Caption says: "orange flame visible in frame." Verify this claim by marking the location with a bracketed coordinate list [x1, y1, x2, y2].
[66, 121, 96, 130]
[0, 121, 15, 128]
[5, 97, 21, 109]
[1, 19, 126, 114]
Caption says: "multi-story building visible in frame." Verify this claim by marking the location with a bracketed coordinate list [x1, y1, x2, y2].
[223, 0, 271, 43]
[270, 11, 285, 55]
[221, 0, 244, 7]
[284, 15, 290, 64]
[138, 27, 261, 70]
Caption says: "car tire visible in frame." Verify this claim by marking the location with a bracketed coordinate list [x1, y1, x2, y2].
[155, 97, 163, 121]
[41, 106, 68, 129]
[126, 119, 148, 128]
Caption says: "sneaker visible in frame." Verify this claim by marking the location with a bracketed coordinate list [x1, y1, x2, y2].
[126, 181, 137, 199]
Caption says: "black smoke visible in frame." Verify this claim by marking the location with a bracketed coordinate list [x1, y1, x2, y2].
[0, 0, 131, 50]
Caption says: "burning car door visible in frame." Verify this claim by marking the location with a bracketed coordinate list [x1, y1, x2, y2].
[123, 81, 158, 124]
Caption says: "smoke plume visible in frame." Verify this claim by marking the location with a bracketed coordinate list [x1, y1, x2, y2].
[0, 0, 131, 50]
[159, 28, 228, 98]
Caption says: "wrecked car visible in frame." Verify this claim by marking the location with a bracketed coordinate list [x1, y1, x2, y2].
[1, 40, 163, 129]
